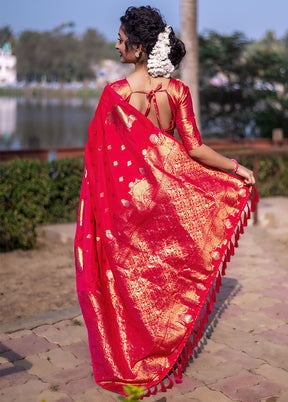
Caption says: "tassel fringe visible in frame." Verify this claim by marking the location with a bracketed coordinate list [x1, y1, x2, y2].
[142, 188, 258, 398]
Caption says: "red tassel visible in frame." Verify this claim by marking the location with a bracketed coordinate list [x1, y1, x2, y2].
[172, 367, 182, 384]
[251, 196, 256, 212]
[200, 314, 205, 333]
[230, 241, 235, 256]
[222, 259, 227, 276]
[239, 219, 244, 234]
[197, 323, 202, 340]
[145, 387, 151, 397]
[151, 385, 157, 395]
[184, 345, 189, 362]
[177, 361, 183, 378]
[167, 375, 173, 389]
[226, 247, 231, 262]
[181, 353, 186, 370]
[209, 295, 214, 311]
[188, 338, 193, 355]
[243, 212, 248, 227]
[203, 306, 209, 324]
[254, 187, 259, 202]
[247, 204, 251, 219]
[216, 272, 221, 293]
[235, 226, 240, 242]
[206, 301, 211, 315]
[160, 380, 166, 392]
[211, 286, 216, 303]
[193, 332, 198, 347]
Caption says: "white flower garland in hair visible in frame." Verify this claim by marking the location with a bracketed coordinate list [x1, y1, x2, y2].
[147, 26, 175, 78]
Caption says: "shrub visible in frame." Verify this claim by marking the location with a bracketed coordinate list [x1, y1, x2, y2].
[0, 159, 50, 250]
[0, 153, 287, 251]
[0, 157, 84, 251]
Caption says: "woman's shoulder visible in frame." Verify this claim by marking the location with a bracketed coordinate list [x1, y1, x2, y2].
[169, 77, 189, 92]
[108, 78, 131, 100]
[168, 78, 190, 104]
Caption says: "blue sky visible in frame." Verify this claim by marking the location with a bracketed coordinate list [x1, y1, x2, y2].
[1, 0, 287, 41]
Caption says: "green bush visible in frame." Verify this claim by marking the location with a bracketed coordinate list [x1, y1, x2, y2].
[0, 158, 84, 251]
[0, 159, 50, 250]
[0, 153, 287, 251]
[46, 158, 84, 223]
[237, 153, 288, 197]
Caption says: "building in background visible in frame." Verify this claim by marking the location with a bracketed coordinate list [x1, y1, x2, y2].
[0, 43, 17, 87]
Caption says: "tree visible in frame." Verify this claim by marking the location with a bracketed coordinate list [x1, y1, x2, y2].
[199, 31, 253, 139]
[181, 0, 201, 129]
[0, 26, 13, 47]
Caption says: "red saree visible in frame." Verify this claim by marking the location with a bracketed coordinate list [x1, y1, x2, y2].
[74, 79, 258, 396]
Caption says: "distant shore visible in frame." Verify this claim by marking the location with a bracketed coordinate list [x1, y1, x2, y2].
[0, 86, 103, 98]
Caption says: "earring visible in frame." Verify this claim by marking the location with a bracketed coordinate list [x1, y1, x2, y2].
[135, 51, 140, 58]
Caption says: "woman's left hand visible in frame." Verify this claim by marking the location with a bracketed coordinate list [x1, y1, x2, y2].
[236, 164, 256, 186]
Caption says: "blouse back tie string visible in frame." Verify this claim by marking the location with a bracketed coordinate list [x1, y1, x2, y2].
[132, 83, 165, 131]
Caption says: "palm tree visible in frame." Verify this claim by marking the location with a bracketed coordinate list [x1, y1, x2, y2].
[180, 0, 201, 129]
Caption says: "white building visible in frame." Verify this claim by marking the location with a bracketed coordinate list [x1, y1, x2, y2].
[0, 43, 17, 87]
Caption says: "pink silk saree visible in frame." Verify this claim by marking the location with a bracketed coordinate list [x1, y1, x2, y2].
[74, 83, 258, 396]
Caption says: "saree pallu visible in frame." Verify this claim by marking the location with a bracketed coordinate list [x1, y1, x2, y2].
[75, 84, 258, 396]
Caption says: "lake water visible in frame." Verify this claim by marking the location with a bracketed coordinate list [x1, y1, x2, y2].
[0, 97, 99, 150]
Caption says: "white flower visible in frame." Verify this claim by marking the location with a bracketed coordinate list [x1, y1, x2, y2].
[147, 26, 175, 78]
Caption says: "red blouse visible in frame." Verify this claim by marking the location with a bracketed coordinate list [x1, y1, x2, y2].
[109, 77, 202, 152]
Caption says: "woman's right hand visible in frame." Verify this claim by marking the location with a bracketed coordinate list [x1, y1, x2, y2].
[236, 164, 255, 186]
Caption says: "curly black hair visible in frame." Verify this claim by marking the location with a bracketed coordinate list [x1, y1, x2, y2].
[120, 6, 186, 69]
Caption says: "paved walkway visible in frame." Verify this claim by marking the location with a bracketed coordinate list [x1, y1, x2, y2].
[1, 198, 288, 402]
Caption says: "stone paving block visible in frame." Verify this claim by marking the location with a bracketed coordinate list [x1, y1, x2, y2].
[58, 375, 97, 396]
[33, 324, 55, 336]
[215, 303, 248, 320]
[73, 314, 85, 326]
[211, 370, 264, 394]
[42, 362, 93, 384]
[243, 339, 288, 370]
[178, 386, 231, 401]
[212, 370, 286, 401]
[1, 332, 57, 360]
[0, 365, 37, 388]
[0, 341, 9, 354]
[36, 389, 72, 402]
[253, 363, 288, 387]
[0, 355, 9, 364]
[277, 390, 288, 402]
[217, 310, 284, 335]
[211, 323, 260, 352]
[260, 285, 288, 301]
[54, 319, 76, 329]
[197, 338, 224, 354]
[8, 329, 33, 339]
[232, 380, 284, 402]
[0, 361, 37, 389]
[214, 345, 262, 369]
[230, 292, 280, 310]
[14, 353, 55, 378]
[33, 322, 85, 346]
[190, 358, 241, 385]
[260, 302, 288, 322]
[63, 341, 91, 362]
[258, 325, 288, 346]
[0, 379, 48, 402]
[163, 375, 202, 396]
[40, 347, 81, 370]
[74, 387, 118, 401]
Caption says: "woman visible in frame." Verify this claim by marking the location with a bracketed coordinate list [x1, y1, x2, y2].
[75, 6, 257, 397]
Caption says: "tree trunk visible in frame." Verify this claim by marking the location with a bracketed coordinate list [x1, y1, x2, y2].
[180, 0, 201, 130]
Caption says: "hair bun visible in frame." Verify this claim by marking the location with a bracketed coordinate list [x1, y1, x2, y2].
[168, 28, 186, 69]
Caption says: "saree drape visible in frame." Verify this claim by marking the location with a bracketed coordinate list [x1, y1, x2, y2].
[75, 83, 257, 396]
